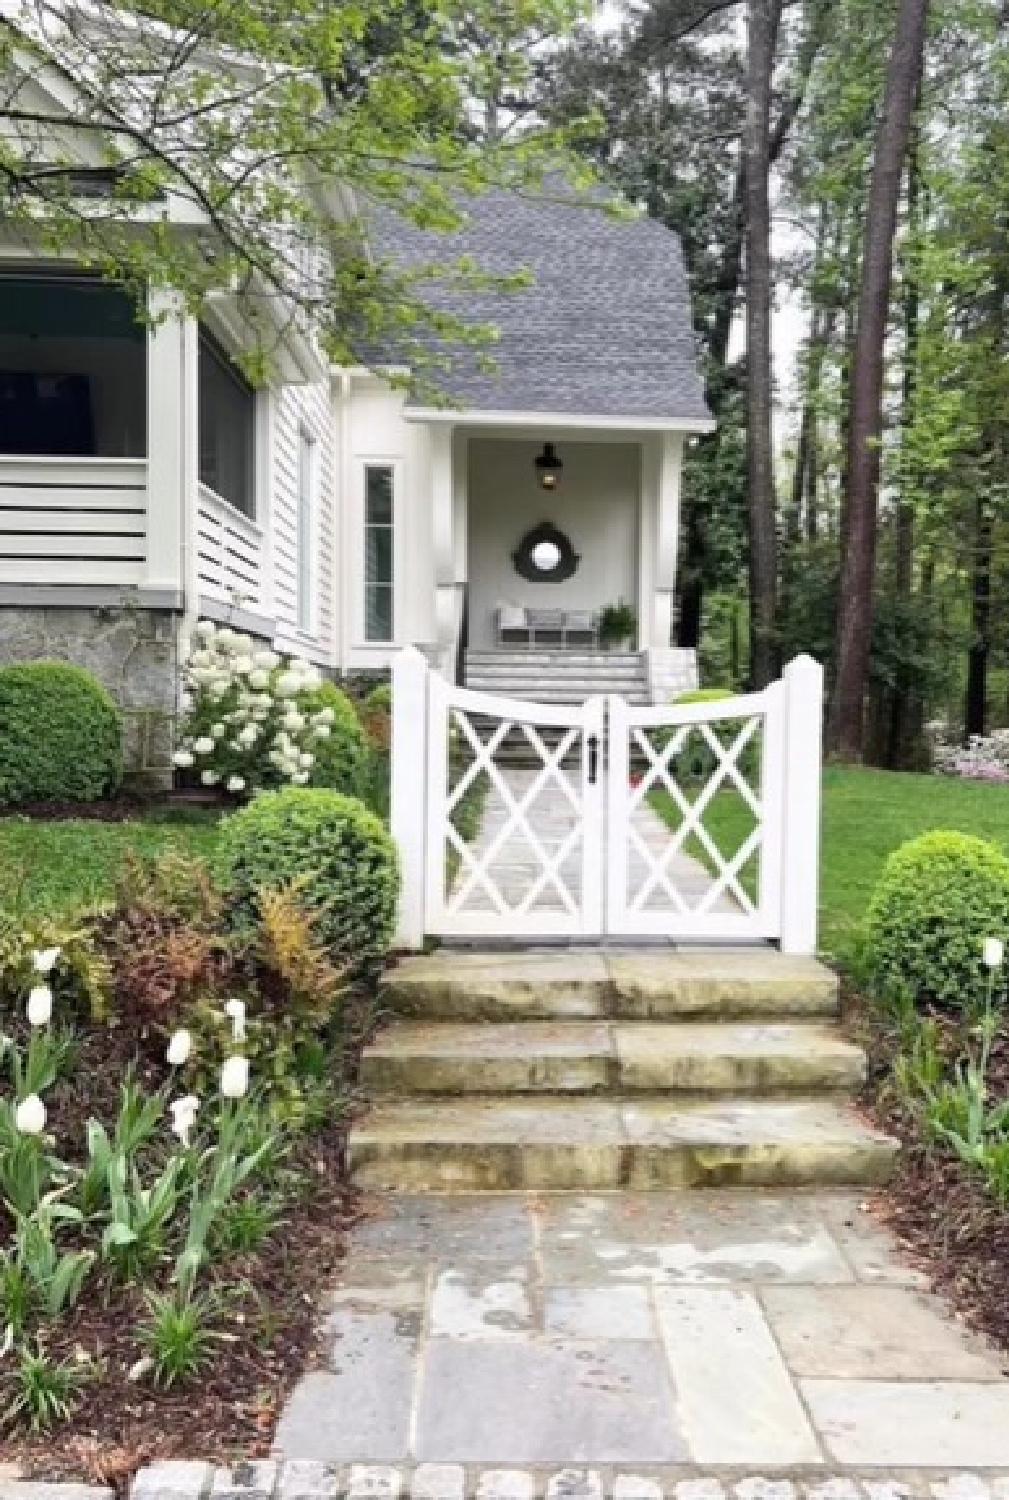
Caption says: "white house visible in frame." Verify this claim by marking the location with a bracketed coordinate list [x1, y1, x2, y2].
[0, 47, 713, 783]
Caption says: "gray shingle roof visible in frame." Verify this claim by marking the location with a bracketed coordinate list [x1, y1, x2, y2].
[369, 186, 711, 424]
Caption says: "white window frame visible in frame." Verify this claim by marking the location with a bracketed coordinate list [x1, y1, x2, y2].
[360, 458, 398, 645]
[296, 425, 316, 634]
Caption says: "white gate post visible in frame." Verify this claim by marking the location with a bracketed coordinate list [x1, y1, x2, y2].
[391, 647, 430, 950]
[779, 654, 824, 956]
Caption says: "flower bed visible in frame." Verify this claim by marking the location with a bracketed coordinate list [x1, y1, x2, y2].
[0, 793, 397, 1475]
[850, 830, 1009, 1355]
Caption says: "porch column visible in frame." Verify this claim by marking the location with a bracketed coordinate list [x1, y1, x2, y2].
[653, 431, 684, 648]
[145, 289, 196, 605]
[430, 422, 458, 674]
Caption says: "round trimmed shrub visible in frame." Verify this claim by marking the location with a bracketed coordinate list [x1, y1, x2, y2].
[866, 831, 1009, 1009]
[364, 683, 392, 714]
[299, 681, 369, 798]
[0, 662, 123, 804]
[665, 686, 757, 785]
[214, 787, 399, 964]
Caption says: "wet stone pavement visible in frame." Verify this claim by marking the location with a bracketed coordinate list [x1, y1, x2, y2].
[273, 1192, 1009, 1471]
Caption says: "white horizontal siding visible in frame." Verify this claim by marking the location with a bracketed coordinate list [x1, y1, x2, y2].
[0, 456, 146, 585]
[195, 484, 266, 611]
[270, 378, 335, 664]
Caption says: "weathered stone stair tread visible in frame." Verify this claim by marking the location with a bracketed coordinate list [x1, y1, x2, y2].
[383, 949, 839, 1020]
[361, 1019, 865, 1095]
[349, 1096, 897, 1192]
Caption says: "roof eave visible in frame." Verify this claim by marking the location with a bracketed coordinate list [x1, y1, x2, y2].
[403, 406, 716, 435]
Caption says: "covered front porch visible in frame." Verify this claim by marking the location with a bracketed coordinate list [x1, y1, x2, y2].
[0, 269, 267, 612]
[417, 417, 699, 703]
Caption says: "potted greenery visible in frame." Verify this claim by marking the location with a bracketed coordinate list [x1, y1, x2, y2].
[598, 600, 637, 650]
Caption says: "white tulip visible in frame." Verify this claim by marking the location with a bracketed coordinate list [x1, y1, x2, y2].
[201, 770, 220, 787]
[984, 937, 1004, 969]
[15, 1094, 46, 1135]
[193, 737, 215, 756]
[224, 997, 247, 1042]
[26, 985, 52, 1027]
[31, 947, 61, 974]
[220, 1054, 250, 1100]
[169, 1094, 200, 1146]
[226, 775, 246, 794]
[166, 1029, 192, 1066]
[172, 749, 195, 768]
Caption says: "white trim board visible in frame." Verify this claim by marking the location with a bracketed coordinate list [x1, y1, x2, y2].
[404, 408, 716, 435]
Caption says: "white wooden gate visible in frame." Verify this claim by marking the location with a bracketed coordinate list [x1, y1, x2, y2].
[391, 650, 823, 954]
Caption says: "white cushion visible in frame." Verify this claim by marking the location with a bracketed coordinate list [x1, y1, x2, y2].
[499, 604, 527, 630]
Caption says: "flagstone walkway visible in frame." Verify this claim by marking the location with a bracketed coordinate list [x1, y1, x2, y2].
[274, 1190, 1009, 1471]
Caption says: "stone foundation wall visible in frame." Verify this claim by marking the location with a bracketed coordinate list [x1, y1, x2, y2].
[646, 646, 699, 704]
[0, 605, 182, 791]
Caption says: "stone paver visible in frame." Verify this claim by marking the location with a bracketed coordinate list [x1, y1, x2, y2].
[760, 1286, 1005, 1380]
[271, 1191, 1009, 1470]
[122, 1471, 1009, 1500]
[654, 1286, 821, 1465]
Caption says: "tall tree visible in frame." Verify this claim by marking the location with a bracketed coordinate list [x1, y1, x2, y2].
[745, 0, 780, 687]
[827, 0, 930, 756]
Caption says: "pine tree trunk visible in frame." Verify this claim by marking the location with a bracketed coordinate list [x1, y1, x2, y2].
[745, 0, 778, 689]
[966, 498, 992, 740]
[828, 0, 930, 758]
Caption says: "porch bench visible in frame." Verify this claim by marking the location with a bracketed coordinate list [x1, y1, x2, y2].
[496, 606, 599, 649]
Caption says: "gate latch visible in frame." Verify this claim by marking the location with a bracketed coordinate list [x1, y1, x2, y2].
[587, 734, 600, 785]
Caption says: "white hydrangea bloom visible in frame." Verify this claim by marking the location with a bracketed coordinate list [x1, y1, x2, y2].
[226, 775, 246, 794]
[201, 770, 220, 787]
[237, 724, 259, 747]
[173, 750, 195, 768]
[253, 649, 280, 670]
[248, 668, 271, 690]
[193, 737, 215, 755]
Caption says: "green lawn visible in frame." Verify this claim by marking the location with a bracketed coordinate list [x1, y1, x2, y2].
[0, 808, 221, 917]
[652, 765, 1009, 957]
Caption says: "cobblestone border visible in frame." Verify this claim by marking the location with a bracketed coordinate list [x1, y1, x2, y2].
[7, 1467, 1009, 1500]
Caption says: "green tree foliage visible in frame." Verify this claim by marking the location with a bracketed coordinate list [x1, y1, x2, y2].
[0, 0, 588, 380]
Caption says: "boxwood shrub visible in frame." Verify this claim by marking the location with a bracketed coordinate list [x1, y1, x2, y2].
[299, 681, 370, 798]
[866, 830, 1009, 1010]
[215, 787, 399, 965]
[0, 662, 123, 804]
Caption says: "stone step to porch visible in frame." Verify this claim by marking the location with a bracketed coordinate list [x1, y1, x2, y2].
[466, 651, 644, 666]
[381, 951, 840, 1023]
[348, 1096, 897, 1192]
[360, 1020, 866, 1097]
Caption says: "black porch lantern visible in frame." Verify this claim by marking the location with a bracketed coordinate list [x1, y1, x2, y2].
[534, 441, 563, 491]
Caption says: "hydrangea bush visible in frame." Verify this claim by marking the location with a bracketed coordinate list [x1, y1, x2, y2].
[172, 620, 337, 794]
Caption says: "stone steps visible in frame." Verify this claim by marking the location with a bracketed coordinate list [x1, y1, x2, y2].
[354, 949, 898, 1194]
[464, 650, 650, 706]
[361, 1020, 866, 1097]
[382, 950, 841, 1022]
[348, 1096, 897, 1192]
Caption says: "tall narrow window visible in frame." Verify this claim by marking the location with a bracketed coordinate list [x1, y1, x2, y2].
[364, 464, 394, 642]
[297, 428, 315, 632]
[198, 330, 255, 516]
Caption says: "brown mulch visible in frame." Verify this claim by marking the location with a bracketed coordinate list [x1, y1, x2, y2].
[845, 987, 1009, 1359]
[0, 794, 224, 824]
[3, 1000, 383, 1490]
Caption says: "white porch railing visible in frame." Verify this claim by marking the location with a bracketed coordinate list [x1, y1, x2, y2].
[0, 456, 147, 586]
[196, 483, 266, 612]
